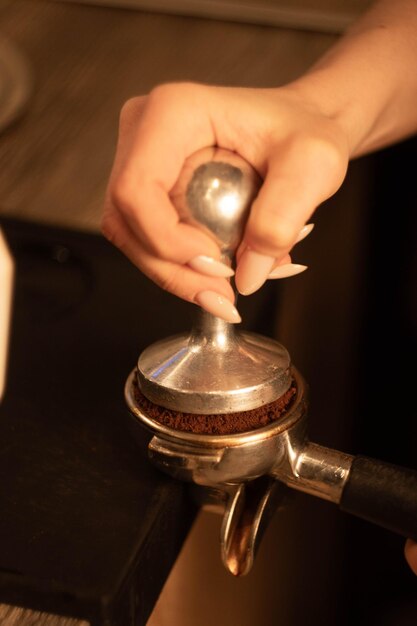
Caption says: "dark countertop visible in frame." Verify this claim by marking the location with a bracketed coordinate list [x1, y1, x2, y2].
[0, 218, 198, 625]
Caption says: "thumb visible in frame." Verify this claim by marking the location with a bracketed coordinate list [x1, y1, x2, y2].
[235, 136, 347, 295]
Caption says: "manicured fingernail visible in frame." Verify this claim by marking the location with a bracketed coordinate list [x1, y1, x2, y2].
[235, 250, 275, 296]
[268, 263, 308, 279]
[195, 291, 241, 323]
[295, 223, 314, 244]
[189, 255, 234, 278]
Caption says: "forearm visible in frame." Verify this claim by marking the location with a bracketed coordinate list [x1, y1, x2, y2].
[289, 0, 417, 158]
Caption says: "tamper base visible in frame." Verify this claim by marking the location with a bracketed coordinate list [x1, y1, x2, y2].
[137, 328, 292, 414]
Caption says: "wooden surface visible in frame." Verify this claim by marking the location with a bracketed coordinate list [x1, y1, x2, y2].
[0, 0, 339, 233]
[0, 218, 200, 626]
[57, 0, 372, 34]
[0, 604, 87, 625]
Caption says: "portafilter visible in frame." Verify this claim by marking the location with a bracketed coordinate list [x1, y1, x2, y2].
[125, 147, 417, 576]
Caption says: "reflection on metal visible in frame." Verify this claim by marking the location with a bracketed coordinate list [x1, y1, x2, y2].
[276, 441, 353, 503]
[220, 477, 289, 576]
[55, 0, 365, 34]
[0, 36, 32, 134]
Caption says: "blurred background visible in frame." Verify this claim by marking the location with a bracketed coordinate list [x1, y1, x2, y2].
[0, 0, 416, 624]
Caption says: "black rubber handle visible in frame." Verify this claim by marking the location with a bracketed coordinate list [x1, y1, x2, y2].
[340, 456, 417, 541]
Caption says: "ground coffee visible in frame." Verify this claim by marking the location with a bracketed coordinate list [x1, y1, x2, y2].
[133, 376, 297, 435]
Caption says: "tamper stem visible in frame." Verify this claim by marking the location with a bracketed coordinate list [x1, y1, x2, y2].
[191, 308, 238, 351]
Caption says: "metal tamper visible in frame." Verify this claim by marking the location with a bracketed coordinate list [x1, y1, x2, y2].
[126, 146, 417, 576]
[136, 146, 291, 415]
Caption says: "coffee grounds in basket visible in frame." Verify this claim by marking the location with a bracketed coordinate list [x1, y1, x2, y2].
[133, 376, 297, 435]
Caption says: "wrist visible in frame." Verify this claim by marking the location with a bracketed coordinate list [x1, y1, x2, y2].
[284, 1, 417, 159]
[284, 65, 386, 161]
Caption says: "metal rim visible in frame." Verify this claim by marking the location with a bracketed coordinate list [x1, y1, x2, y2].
[125, 366, 307, 448]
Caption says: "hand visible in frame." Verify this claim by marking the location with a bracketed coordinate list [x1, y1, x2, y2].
[405, 539, 417, 575]
[102, 82, 350, 322]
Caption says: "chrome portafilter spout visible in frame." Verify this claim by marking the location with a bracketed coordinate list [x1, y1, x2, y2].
[126, 147, 417, 577]
[137, 146, 292, 414]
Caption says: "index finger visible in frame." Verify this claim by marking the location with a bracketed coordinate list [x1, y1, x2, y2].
[112, 83, 222, 264]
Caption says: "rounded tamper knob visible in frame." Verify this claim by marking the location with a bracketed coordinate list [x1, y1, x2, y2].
[170, 147, 261, 262]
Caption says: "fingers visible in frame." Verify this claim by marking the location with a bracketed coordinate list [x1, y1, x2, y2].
[235, 134, 348, 295]
[102, 209, 240, 322]
[103, 85, 243, 321]
[110, 84, 221, 266]
[264, 223, 313, 279]
[268, 262, 308, 279]
[295, 222, 315, 244]
[405, 539, 417, 575]
[235, 223, 312, 295]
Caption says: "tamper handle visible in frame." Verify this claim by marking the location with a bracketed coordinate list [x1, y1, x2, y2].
[170, 147, 262, 266]
[170, 147, 261, 338]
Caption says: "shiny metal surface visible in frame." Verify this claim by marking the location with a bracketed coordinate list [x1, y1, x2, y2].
[126, 367, 354, 575]
[170, 147, 260, 264]
[137, 325, 291, 413]
[137, 146, 293, 413]
[273, 441, 352, 503]
[220, 477, 289, 576]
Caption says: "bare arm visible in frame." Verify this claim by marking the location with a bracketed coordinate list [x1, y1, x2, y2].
[290, 0, 417, 157]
